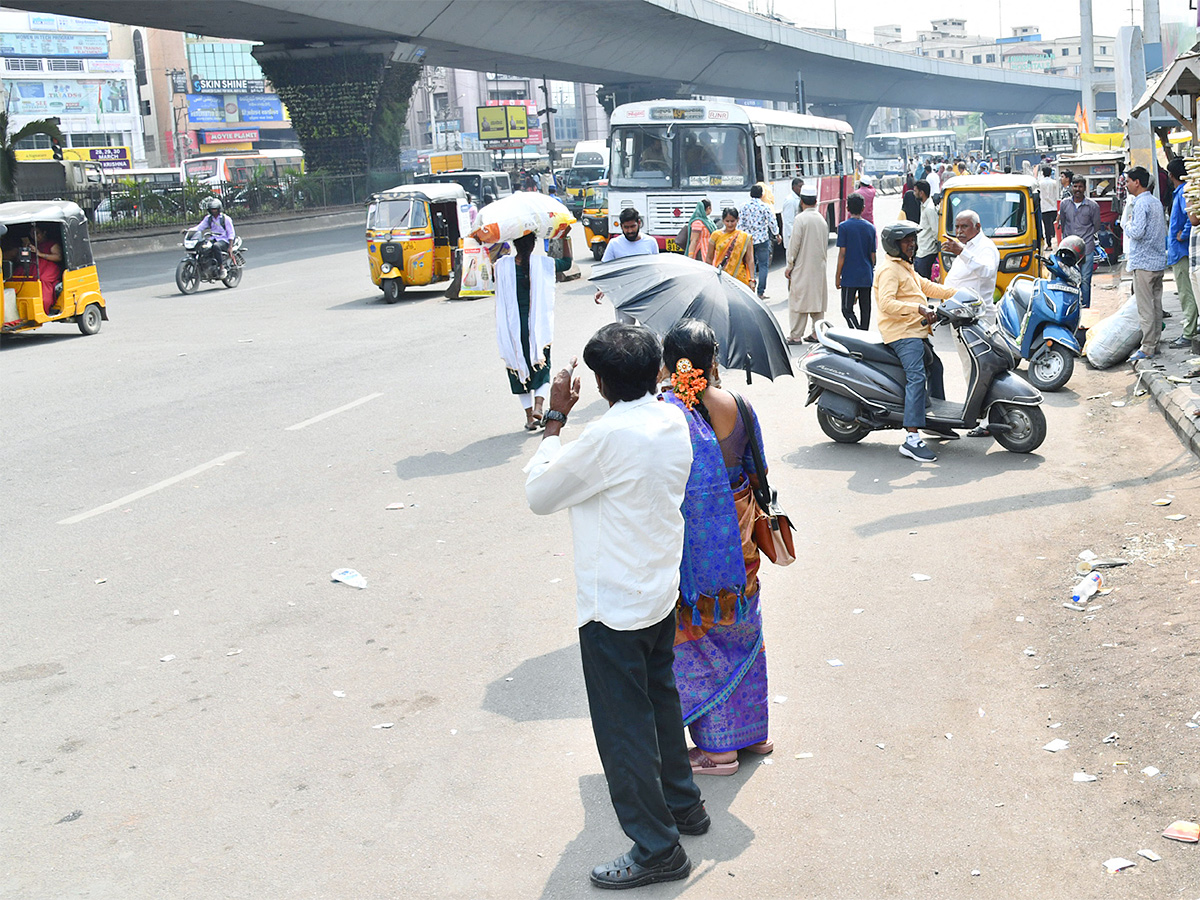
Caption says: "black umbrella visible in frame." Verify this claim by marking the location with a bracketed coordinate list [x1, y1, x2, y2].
[590, 252, 793, 382]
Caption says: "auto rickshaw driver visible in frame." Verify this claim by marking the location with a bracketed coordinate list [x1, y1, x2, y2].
[3, 222, 63, 314]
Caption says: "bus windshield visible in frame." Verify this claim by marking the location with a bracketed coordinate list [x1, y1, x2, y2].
[368, 198, 428, 230]
[610, 124, 753, 189]
[946, 190, 1027, 238]
[985, 127, 1036, 154]
[865, 136, 901, 157]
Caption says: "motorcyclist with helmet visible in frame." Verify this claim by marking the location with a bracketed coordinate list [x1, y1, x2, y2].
[873, 221, 960, 462]
[195, 197, 236, 278]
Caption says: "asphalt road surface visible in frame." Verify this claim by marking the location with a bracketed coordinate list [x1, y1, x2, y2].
[2, 197, 1197, 899]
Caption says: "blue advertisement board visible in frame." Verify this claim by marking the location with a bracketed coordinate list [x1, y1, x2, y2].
[237, 94, 284, 122]
[187, 94, 223, 124]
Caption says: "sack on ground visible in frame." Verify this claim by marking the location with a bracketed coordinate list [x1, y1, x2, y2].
[1085, 295, 1142, 368]
[458, 239, 493, 297]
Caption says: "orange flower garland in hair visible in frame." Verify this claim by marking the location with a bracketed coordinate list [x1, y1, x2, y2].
[671, 358, 707, 409]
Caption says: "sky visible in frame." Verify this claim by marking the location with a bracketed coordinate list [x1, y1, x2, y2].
[766, 0, 1191, 44]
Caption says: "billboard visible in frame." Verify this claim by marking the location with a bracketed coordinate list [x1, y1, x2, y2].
[187, 93, 224, 123]
[237, 94, 285, 122]
[477, 106, 509, 141]
[0, 32, 108, 58]
[5, 79, 128, 116]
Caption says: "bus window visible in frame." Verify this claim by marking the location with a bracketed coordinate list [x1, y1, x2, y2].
[610, 126, 673, 188]
[679, 126, 752, 187]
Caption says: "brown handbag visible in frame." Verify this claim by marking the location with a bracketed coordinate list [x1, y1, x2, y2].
[733, 393, 796, 566]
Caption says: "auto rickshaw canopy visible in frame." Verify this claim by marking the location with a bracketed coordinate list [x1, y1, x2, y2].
[0, 200, 93, 269]
[372, 183, 469, 205]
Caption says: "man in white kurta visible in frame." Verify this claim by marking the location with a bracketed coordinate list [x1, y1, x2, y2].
[941, 209, 1000, 320]
[784, 189, 830, 343]
[780, 176, 804, 249]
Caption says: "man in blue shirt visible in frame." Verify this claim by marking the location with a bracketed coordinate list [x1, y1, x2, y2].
[835, 192, 876, 329]
[1165, 157, 1197, 349]
[1123, 166, 1168, 360]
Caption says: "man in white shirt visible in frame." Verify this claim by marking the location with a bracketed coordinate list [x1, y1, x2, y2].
[924, 163, 941, 198]
[913, 180, 939, 279]
[1037, 165, 1059, 249]
[525, 323, 706, 890]
[596, 207, 658, 322]
[941, 209, 1000, 318]
[780, 176, 804, 249]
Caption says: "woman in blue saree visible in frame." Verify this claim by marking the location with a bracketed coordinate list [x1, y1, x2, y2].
[662, 319, 772, 776]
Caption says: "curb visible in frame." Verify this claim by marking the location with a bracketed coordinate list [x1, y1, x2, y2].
[92, 208, 364, 259]
[1135, 359, 1200, 458]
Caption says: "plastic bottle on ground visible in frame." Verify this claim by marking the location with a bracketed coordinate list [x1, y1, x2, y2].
[1071, 571, 1104, 603]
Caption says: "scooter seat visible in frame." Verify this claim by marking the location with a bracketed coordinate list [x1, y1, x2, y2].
[1007, 279, 1034, 318]
[826, 328, 901, 366]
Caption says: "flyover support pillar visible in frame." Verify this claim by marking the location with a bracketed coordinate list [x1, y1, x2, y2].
[253, 42, 420, 175]
[808, 103, 877, 143]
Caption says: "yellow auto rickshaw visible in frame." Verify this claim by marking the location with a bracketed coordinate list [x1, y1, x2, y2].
[938, 175, 1044, 300]
[581, 180, 609, 261]
[1, 200, 107, 337]
[366, 183, 471, 302]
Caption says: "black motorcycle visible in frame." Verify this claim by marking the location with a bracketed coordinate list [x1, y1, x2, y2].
[800, 295, 1047, 453]
[176, 227, 245, 294]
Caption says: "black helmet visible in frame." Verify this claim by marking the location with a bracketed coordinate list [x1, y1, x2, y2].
[1056, 235, 1085, 268]
[881, 221, 920, 261]
[205, 197, 223, 214]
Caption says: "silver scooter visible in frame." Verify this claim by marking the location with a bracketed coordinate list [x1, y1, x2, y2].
[801, 295, 1046, 453]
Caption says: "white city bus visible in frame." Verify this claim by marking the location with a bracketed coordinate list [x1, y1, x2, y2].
[862, 130, 958, 177]
[983, 123, 1078, 172]
[607, 100, 854, 249]
[183, 149, 304, 185]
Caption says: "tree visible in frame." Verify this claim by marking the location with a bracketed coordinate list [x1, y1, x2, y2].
[0, 113, 65, 195]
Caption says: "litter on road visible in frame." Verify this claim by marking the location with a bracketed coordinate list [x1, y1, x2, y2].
[1102, 732, 1119, 743]
[373, 722, 394, 729]
[1152, 498, 1173, 506]
[1024, 647, 1037, 656]
[826, 659, 844, 667]
[159, 654, 175, 662]
[331, 568, 367, 589]
[1162, 820, 1200, 842]
[386, 502, 406, 510]
[795, 752, 814, 759]
[1103, 857, 1136, 874]
[911, 573, 931, 581]
[773, 695, 788, 703]
[1165, 514, 1187, 521]
[1043, 739, 1069, 752]
[332, 691, 346, 698]
[1142, 766, 1160, 777]
[1074, 772, 1098, 782]
[1137, 849, 1161, 862]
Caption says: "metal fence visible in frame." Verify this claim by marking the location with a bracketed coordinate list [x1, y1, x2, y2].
[3, 171, 406, 235]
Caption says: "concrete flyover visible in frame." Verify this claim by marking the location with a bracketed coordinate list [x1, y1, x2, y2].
[10, 0, 1082, 136]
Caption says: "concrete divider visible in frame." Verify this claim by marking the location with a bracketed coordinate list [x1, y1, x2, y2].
[92, 208, 364, 259]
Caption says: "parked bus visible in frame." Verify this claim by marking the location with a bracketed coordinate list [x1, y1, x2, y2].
[607, 100, 853, 250]
[862, 130, 957, 177]
[112, 167, 183, 186]
[983, 123, 1077, 173]
[182, 149, 304, 185]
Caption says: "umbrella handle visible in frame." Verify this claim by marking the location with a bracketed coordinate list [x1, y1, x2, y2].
[745, 355, 752, 385]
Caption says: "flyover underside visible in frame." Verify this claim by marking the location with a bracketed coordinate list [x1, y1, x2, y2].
[7, 0, 1078, 116]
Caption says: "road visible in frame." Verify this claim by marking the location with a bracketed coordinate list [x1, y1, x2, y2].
[1, 196, 1197, 899]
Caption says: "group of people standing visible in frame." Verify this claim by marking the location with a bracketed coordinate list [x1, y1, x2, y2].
[525, 317, 775, 889]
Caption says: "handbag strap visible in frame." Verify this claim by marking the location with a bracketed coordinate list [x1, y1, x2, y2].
[731, 392, 772, 510]
[718, 231, 739, 270]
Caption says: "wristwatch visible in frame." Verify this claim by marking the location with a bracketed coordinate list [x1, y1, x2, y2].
[543, 409, 568, 425]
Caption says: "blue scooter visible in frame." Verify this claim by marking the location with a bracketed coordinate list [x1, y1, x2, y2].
[996, 237, 1085, 391]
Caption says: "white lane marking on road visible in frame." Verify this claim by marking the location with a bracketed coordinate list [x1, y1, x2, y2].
[58, 451, 245, 525]
[285, 393, 383, 431]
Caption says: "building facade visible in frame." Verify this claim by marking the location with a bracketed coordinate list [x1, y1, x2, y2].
[0, 10, 145, 170]
[404, 66, 607, 170]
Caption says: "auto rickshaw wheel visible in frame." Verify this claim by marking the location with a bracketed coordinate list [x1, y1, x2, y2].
[383, 279, 403, 304]
[176, 259, 199, 294]
[77, 303, 102, 335]
[592, 244, 605, 262]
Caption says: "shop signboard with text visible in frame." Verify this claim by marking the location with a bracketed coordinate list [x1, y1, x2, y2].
[0, 32, 108, 58]
[190, 76, 267, 94]
[202, 129, 261, 145]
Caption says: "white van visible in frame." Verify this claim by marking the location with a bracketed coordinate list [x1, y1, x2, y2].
[570, 140, 608, 169]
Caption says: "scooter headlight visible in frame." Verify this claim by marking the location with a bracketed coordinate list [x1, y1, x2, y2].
[380, 263, 392, 274]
